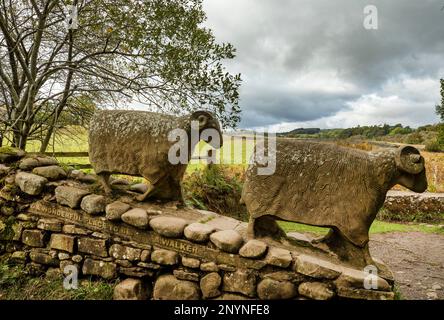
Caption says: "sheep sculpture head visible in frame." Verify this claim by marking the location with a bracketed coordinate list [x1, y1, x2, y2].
[241, 139, 428, 267]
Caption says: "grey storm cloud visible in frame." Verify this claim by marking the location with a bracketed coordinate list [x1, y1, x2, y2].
[203, 0, 444, 130]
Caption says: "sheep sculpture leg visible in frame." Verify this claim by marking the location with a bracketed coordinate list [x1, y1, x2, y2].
[135, 182, 155, 202]
[98, 172, 112, 194]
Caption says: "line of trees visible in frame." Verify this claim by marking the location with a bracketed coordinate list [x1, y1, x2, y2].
[0, 0, 241, 151]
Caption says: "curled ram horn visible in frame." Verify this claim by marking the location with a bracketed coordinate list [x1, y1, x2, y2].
[395, 145, 424, 174]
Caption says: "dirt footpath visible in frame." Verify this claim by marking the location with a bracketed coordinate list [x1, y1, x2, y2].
[369, 232, 444, 300]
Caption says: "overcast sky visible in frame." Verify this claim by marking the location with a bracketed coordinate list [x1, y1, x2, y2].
[202, 0, 444, 132]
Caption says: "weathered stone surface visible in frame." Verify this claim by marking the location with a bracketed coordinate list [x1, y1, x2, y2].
[72, 255, 83, 263]
[223, 269, 257, 297]
[109, 244, 141, 261]
[210, 230, 243, 253]
[334, 268, 391, 292]
[298, 282, 335, 300]
[15, 172, 48, 195]
[215, 293, 251, 300]
[10, 251, 27, 263]
[200, 272, 221, 299]
[294, 254, 342, 279]
[182, 257, 200, 269]
[121, 208, 149, 228]
[0, 148, 25, 163]
[151, 249, 179, 265]
[82, 258, 117, 279]
[22, 229, 46, 247]
[239, 240, 267, 259]
[218, 264, 236, 272]
[173, 269, 200, 282]
[113, 278, 150, 300]
[62, 224, 90, 235]
[19, 156, 58, 170]
[265, 247, 292, 268]
[257, 278, 297, 300]
[116, 259, 133, 268]
[337, 287, 395, 300]
[29, 250, 59, 266]
[110, 178, 130, 186]
[37, 218, 62, 232]
[262, 271, 307, 284]
[55, 186, 90, 208]
[129, 183, 149, 194]
[153, 275, 200, 300]
[183, 223, 215, 243]
[200, 262, 219, 272]
[105, 201, 131, 221]
[49, 234, 75, 253]
[120, 267, 154, 278]
[1, 206, 15, 216]
[32, 165, 66, 180]
[58, 252, 70, 260]
[77, 237, 108, 257]
[149, 216, 187, 238]
[80, 194, 106, 215]
[140, 249, 151, 262]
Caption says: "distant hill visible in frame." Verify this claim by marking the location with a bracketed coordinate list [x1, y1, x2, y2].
[277, 123, 440, 146]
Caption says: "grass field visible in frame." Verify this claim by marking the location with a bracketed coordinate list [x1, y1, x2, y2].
[278, 220, 444, 235]
[3, 127, 444, 237]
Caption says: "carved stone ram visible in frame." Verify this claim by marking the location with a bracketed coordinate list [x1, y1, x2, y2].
[241, 139, 427, 265]
[89, 110, 222, 202]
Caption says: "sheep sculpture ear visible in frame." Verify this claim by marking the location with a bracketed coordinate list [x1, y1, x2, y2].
[191, 111, 211, 128]
[395, 145, 424, 174]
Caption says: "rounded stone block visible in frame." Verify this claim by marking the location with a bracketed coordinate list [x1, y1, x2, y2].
[121, 208, 149, 228]
[149, 216, 187, 238]
[113, 278, 150, 300]
[209, 230, 243, 253]
[239, 240, 267, 258]
[257, 278, 297, 300]
[184, 223, 215, 243]
[153, 275, 200, 300]
[80, 194, 106, 215]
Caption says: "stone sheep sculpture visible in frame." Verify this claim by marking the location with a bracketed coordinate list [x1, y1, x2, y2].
[241, 139, 427, 265]
[89, 110, 223, 202]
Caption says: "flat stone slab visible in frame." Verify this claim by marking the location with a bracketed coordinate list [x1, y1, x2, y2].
[184, 223, 215, 243]
[239, 240, 268, 259]
[294, 254, 342, 279]
[32, 165, 66, 180]
[265, 247, 292, 268]
[210, 230, 244, 253]
[149, 216, 187, 238]
[19, 156, 58, 170]
[298, 282, 335, 300]
[55, 186, 90, 208]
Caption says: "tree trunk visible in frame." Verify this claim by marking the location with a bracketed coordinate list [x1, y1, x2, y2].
[39, 125, 54, 153]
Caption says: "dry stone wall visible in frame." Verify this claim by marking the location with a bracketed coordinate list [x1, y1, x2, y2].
[0, 148, 396, 300]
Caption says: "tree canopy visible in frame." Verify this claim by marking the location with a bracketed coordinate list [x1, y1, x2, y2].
[0, 0, 241, 150]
